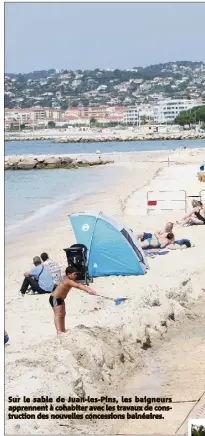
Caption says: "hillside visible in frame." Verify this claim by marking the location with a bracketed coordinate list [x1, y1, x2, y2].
[5, 61, 205, 109]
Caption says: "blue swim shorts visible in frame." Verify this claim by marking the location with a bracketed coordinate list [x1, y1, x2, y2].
[142, 232, 153, 241]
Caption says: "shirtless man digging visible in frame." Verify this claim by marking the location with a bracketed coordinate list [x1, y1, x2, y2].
[49, 266, 97, 334]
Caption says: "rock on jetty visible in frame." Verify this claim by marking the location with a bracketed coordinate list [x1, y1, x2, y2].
[4, 154, 113, 170]
[5, 132, 205, 143]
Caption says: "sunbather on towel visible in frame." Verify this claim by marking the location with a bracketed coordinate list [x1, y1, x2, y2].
[141, 232, 175, 250]
[137, 222, 174, 242]
[177, 201, 205, 226]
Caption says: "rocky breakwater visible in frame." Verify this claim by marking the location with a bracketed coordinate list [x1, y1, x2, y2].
[52, 132, 205, 143]
[4, 154, 113, 170]
[5, 131, 205, 143]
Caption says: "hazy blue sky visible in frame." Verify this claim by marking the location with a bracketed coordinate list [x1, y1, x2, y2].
[5, 2, 205, 73]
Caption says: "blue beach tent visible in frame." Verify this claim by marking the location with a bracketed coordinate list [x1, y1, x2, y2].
[69, 212, 148, 277]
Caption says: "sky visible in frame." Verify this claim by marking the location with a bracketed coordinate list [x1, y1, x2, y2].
[5, 2, 205, 73]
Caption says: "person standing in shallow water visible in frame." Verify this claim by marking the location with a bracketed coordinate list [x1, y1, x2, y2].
[49, 266, 98, 334]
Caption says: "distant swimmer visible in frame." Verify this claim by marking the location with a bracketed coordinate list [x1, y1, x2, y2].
[141, 232, 175, 250]
[49, 266, 98, 334]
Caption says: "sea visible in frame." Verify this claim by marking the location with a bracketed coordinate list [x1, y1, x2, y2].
[5, 139, 205, 243]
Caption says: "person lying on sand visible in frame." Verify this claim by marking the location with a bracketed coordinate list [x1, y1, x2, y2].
[49, 266, 97, 335]
[141, 232, 175, 250]
[137, 222, 174, 242]
[177, 201, 205, 226]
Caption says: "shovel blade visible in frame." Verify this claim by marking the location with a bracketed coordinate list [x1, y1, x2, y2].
[114, 297, 128, 305]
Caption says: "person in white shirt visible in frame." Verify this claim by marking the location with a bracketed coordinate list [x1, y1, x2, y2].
[40, 252, 62, 286]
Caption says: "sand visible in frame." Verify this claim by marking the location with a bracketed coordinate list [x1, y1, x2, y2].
[5, 148, 205, 435]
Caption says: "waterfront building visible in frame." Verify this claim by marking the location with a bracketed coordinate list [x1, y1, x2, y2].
[153, 99, 205, 123]
[123, 105, 154, 125]
[4, 107, 63, 129]
[64, 106, 125, 124]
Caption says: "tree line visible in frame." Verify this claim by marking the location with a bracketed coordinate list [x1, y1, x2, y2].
[175, 105, 205, 126]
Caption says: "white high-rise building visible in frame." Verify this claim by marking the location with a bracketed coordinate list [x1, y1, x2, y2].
[123, 105, 154, 124]
[123, 106, 139, 124]
[153, 99, 202, 123]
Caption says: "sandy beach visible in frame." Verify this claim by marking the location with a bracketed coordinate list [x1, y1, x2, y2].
[5, 147, 205, 435]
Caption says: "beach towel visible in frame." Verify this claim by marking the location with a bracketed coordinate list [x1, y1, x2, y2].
[145, 250, 169, 257]
[184, 220, 196, 227]
[175, 239, 191, 248]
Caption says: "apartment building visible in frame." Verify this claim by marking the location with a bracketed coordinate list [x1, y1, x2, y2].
[4, 109, 33, 129]
[64, 106, 125, 124]
[153, 99, 203, 123]
[123, 105, 154, 124]
[5, 109, 31, 123]
[4, 107, 63, 128]
[30, 107, 63, 121]
[123, 106, 139, 124]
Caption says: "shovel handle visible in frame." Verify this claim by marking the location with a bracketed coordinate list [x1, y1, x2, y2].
[98, 295, 115, 301]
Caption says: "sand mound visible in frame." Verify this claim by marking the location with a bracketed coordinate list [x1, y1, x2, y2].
[5, 266, 205, 434]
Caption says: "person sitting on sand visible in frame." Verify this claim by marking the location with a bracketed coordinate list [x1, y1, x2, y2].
[141, 232, 175, 250]
[177, 200, 205, 226]
[40, 252, 62, 286]
[49, 266, 97, 335]
[20, 256, 55, 295]
[137, 222, 174, 242]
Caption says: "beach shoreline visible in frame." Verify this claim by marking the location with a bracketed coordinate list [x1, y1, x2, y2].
[5, 145, 205, 170]
[5, 148, 205, 434]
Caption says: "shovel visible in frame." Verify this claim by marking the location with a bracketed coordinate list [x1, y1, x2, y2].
[98, 295, 129, 305]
